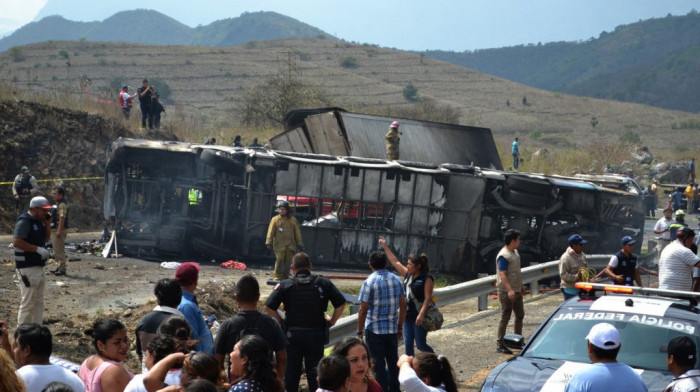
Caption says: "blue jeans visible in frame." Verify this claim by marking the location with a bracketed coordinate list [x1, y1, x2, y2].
[513, 154, 519, 169]
[403, 318, 434, 356]
[365, 329, 400, 392]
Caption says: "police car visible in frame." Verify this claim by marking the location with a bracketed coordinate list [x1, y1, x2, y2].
[481, 283, 700, 391]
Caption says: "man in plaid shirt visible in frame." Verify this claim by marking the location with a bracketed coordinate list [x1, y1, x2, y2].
[357, 251, 406, 392]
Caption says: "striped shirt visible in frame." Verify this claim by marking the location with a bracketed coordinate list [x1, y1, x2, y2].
[659, 241, 700, 291]
[359, 269, 405, 334]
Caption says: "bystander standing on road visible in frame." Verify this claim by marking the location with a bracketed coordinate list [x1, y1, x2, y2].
[50, 186, 68, 276]
[496, 229, 525, 355]
[512, 138, 519, 171]
[357, 251, 406, 392]
[216, 274, 287, 383]
[14, 196, 52, 325]
[175, 262, 214, 354]
[689, 158, 696, 183]
[559, 234, 589, 300]
[603, 236, 642, 287]
[659, 227, 700, 291]
[655, 207, 675, 256]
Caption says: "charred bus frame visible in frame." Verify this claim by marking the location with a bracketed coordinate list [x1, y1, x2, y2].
[104, 138, 643, 278]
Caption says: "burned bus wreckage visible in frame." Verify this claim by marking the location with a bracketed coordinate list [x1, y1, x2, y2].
[103, 108, 643, 278]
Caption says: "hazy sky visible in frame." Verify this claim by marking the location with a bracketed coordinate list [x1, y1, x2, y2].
[1, 0, 697, 51]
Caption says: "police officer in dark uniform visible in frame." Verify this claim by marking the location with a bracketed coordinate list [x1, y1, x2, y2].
[603, 236, 643, 287]
[265, 252, 346, 392]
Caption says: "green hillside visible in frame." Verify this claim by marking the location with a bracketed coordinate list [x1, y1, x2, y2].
[426, 11, 700, 112]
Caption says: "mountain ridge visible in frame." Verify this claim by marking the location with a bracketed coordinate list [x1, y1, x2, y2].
[0, 9, 335, 52]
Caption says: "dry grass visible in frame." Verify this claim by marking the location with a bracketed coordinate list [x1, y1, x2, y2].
[1, 39, 698, 155]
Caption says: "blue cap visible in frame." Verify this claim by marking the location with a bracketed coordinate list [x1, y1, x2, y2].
[620, 236, 636, 246]
[568, 234, 588, 245]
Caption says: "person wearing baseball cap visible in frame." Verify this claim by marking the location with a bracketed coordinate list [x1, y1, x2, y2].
[664, 336, 700, 391]
[385, 120, 400, 161]
[559, 234, 589, 300]
[13, 196, 53, 325]
[659, 227, 700, 291]
[654, 206, 676, 256]
[565, 323, 647, 392]
[175, 261, 214, 354]
[603, 236, 642, 287]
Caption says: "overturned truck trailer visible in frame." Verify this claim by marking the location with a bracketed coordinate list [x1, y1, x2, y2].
[103, 111, 643, 278]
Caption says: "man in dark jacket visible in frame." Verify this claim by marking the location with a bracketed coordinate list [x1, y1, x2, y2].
[14, 196, 53, 325]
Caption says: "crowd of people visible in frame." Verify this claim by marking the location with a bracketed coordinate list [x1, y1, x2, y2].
[5, 164, 700, 392]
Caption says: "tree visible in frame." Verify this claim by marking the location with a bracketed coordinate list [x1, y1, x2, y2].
[403, 83, 418, 102]
[149, 77, 172, 101]
[58, 50, 70, 59]
[590, 116, 599, 128]
[9, 46, 25, 62]
[238, 75, 329, 129]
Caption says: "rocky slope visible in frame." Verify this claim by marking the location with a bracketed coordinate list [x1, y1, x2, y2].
[0, 101, 175, 233]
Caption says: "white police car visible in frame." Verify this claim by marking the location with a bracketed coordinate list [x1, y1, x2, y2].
[481, 283, 700, 391]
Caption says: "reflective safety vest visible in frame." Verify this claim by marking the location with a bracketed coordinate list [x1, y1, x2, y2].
[188, 189, 201, 205]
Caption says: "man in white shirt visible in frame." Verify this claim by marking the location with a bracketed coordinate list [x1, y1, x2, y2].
[12, 323, 85, 392]
[654, 206, 675, 256]
[659, 227, 700, 291]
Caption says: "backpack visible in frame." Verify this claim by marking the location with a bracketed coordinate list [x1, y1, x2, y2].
[237, 313, 263, 342]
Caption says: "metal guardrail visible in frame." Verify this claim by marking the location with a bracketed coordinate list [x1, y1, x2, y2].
[328, 255, 614, 347]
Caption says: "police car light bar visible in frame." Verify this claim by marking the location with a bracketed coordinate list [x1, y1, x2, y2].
[575, 282, 700, 303]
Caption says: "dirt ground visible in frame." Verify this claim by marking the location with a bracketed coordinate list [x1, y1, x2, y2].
[1, 229, 559, 390]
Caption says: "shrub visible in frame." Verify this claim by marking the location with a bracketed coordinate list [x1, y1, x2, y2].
[403, 83, 418, 102]
[58, 50, 69, 59]
[619, 131, 641, 145]
[529, 130, 542, 139]
[339, 56, 358, 68]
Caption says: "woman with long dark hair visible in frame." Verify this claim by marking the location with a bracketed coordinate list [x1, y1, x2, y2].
[228, 335, 284, 392]
[380, 237, 435, 355]
[79, 317, 134, 392]
[144, 352, 226, 392]
[397, 353, 457, 392]
[332, 337, 382, 392]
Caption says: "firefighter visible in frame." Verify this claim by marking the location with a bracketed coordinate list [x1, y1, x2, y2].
[266, 200, 303, 280]
[385, 121, 401, 161]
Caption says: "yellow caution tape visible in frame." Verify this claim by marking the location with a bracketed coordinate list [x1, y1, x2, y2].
[0, 177, 103, 185]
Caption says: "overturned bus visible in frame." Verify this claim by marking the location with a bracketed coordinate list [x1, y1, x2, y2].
[103, 110, 643, 278]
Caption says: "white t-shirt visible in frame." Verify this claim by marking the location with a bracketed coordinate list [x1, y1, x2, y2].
[659, 241, 700, 291]
[120, 91, 131, 108]
[17, 364, 86, 392]
[124, 370, 182, 392]
[654, 217, 674, 240]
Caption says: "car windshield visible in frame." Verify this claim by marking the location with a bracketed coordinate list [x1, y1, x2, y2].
[523, 306, 700, 371]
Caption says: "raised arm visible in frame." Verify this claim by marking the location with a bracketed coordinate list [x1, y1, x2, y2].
[379, 237, 408, 277]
